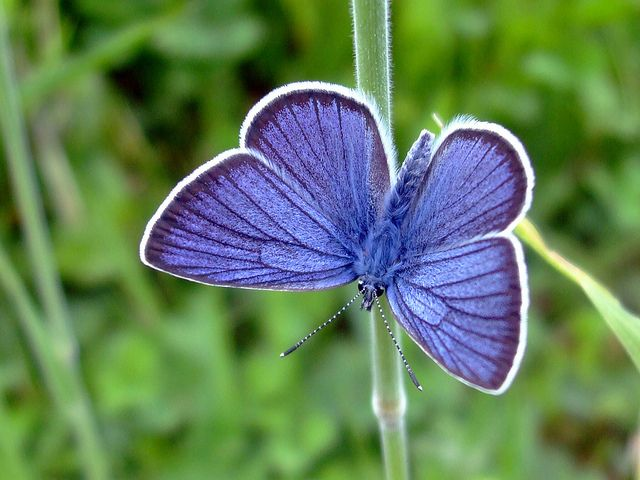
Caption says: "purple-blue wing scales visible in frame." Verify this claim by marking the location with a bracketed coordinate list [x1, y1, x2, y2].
[140, 150, 357, 290]
[400, 119, 533, 253]
[241, 82, 392, 248]
[386, 237, 527, 393]
[386, 120, 532, 392]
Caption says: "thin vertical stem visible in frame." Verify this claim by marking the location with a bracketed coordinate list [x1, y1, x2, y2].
[0, 245, 109, 479]
[0, 6, 109, 479]
[351, 1, 410, 479]
[352, 0, 391, 123]
[0, 3, 74, 354]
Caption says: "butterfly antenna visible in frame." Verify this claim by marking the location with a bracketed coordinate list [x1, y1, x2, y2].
[373, 293, 423, 391]
[280, 292, 362, 357]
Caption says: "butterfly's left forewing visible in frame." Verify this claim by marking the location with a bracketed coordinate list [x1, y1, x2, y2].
[387, 119, 533, 393]
[141, 83, 392, 291]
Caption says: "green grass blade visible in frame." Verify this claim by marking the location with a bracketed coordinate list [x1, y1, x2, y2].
[0, 6, 109, 477]
[516, 218, 640, 372]
[0, 386, 32, 480]
[0, 242, 111, 479]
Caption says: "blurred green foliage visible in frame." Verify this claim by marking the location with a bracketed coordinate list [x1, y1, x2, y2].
[1, 0, 639, 478]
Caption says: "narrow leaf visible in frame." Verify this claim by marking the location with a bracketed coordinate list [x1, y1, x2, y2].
[516, 217, 640, 372]
[151, 16, 264, 61]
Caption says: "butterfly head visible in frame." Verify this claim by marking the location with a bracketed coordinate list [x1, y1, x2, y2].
[357, 278, 385, 311]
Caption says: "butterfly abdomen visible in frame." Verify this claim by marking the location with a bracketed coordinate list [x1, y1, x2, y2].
[385, 130, 434, 226]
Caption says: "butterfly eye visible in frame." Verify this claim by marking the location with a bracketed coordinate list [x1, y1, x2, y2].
[374, 284, 385, 298]
[357, 280, 365, 292]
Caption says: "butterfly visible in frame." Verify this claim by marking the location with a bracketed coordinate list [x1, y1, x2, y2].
[140, 81, 533, 394]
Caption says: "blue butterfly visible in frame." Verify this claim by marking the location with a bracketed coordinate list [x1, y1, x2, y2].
[140, 82, 533, 394]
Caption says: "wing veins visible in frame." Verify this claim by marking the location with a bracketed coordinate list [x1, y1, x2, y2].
[428, 289, 512, 301]
[404, 294, 472, 377]
[218, 265, 349, 285]
[400, 265, 508, 289]
[271, 114, 327, 191]
[190, 175, 288, 244]
[175, 189, 281, 245]
[286, 103, 326, 169]
[428, 172, 515, 236]
[147, 240, 256, 264]
[154, 220, 259, 254]
[219, 172, 302, 244]
[254, 135, 317, 201]
[441, 318, 516, 343]
[398, 242, 496, 270]
[440, 142, 493, 207]
[392, 279, 472, 377]
[192, 262, 348, 277]
[312, 97, 332, 162]
[430, 197, 516, 246]
[162, 263, 269, 273]
[257, 166, 353, 257]
[243, 140, 354, 255]
[401, 280, 513, 320]
[436, 144, 503, 212]
[435, 325, 503, 368]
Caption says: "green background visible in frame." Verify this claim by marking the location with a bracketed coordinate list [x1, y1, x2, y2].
[1, 0, 639, 478]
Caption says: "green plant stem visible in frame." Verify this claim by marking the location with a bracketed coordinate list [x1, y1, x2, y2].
[0, 7, 108, 479]
[351, 1, 410, 479]
[0, 246, 58, 403]
[0, 0, 74, 366]
[636, 411, 640, 480]
[0, 245, 109, 479]
[32, 0, 85, 226]
[352, 0, 391, 122]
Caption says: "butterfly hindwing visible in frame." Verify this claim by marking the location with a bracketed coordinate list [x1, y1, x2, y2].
[387, 236, 527, 393]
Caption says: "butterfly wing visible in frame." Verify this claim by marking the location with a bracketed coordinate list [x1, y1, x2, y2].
[386, 119, 533, 393]
[387, 237, 527, 393]
[241, 82, 392, 247]
[141, 83, 392, 291]
[400, 117, 532, 252]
